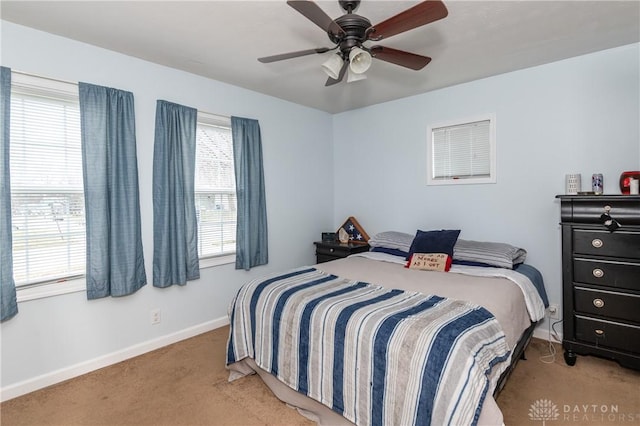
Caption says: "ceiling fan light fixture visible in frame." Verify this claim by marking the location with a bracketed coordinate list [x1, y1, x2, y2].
[262, 0, 448, 86]
[347, 67, 367, 83]
[321, 54, 344, 79]
[348, 47, 372, 74]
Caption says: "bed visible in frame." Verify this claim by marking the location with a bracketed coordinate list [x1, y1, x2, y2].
[226, 232, 547, 426]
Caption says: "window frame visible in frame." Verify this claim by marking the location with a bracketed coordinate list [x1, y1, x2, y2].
[426, 113, 496, 186]
[9, 72, 88, 302]
[194, 111, 236, 267]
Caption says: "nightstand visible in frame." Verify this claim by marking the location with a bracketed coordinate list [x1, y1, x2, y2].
[314, 241, 370, 264]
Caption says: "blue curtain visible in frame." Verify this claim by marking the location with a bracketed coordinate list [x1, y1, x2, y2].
[153, 100, 199, 287]
[79, 83, 147, 299]
[231, 116, 268, 270]
[1, 66, 18, 321]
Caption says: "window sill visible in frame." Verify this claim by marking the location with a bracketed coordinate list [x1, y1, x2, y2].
[427, 176, 497, 186]
[200, 253, 235, 269]
[16, 254, 236, 303]
[17, 277, 86, 303]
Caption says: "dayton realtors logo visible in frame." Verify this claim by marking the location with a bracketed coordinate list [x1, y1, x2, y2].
[529, 399, 640, 424]
[529, 399, 560, 425]
[562, 403, 640, 423]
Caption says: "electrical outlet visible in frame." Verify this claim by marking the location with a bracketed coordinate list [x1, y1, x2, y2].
[150, 309, 161, 325]
[548, 304, 560, 320]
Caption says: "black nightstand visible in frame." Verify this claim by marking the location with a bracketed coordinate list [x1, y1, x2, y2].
[314, 241, 370, 264]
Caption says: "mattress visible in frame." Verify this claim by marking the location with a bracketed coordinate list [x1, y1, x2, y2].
[317, 254, 536, 349]
[227, 253, 545, 425]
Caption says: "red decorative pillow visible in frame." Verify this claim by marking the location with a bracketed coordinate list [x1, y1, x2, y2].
[405, 253, 453, 272]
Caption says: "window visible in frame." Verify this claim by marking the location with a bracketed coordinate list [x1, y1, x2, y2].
[194, 112, 236, 258]
[427, 114, 496, 185]
[9, 72, 85, 288]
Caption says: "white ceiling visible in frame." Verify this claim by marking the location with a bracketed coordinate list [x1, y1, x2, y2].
[2, 1, 639, 113]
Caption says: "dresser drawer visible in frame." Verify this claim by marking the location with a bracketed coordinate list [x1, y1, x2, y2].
[573, 258, 640, 291]
[316, 245, 350, 257]
[314, 242, 370, 264]
[574, 286, 640, 323]
[561, 198, 640, 225]
[575, 315, 640, 354]
[573, 229, 640, 259]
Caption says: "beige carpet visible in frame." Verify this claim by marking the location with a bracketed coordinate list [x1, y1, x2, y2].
[2, 326, 639, 426]
[498, 339, 640, 425]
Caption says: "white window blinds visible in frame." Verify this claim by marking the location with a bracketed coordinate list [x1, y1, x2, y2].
[427, 114, 496, 185]
[9, 73, 85, 287]
[194, 113, 236, 258]
[432, 119, 490, 180]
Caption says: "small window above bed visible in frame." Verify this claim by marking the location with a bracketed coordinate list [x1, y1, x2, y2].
[427, 114, 496, 186]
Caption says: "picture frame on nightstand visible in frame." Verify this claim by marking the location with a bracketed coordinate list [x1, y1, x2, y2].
[336, 216, 369, 245]
[321, 232, 336, 243]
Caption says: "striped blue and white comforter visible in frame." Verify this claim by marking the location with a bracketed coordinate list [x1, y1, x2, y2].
[226, 266, 511, 426]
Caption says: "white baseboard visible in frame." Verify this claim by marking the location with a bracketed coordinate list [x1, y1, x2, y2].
[1, 316, 230, 403]
[533, 325, 563, 344]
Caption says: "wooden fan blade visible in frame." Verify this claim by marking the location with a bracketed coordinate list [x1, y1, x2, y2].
[258, 47, 331, 63]
[370, 46, 431, 70]
[287, 1, 345, 36]
[325, 61, 348, 86]
[367, 1, 448, 41]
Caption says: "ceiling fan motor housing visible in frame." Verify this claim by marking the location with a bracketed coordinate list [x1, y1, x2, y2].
[330, 13, 371, 57]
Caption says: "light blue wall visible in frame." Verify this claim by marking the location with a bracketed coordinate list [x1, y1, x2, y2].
[332, 43, 640, 316]
[0, 21, 334, 392]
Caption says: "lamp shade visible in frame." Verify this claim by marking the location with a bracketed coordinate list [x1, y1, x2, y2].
[347, 67, 367, 83]
[349, 47, 372, 74]
[322, 54, 344, 80]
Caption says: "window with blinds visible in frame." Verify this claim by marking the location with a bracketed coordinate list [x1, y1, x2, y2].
[9, 73, 85, 287]
[195, 113, 236, 258]
[427, 114, 496, 185]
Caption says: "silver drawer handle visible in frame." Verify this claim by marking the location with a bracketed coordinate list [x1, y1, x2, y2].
[329, 248, 334, 253]
[591, 238, 603, 248]
[595, 329, 604, 336]
[592, 298, 605, 308]
[592, 268, 604, 278]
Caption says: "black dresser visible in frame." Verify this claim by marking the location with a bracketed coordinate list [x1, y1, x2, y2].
[557, 195, 640, 370]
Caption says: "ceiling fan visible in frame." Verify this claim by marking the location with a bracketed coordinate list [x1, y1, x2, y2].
[258, 0, 448, 86]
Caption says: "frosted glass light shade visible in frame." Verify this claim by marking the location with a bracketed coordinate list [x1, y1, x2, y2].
[322, 54, 343, 80]
[347, 67, 367, 83]
[349, 47, 372, 74]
